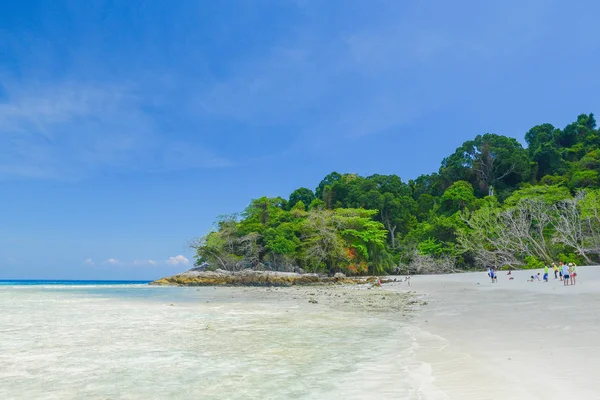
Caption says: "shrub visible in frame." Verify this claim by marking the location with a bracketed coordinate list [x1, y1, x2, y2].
[523, 256, 545, 269]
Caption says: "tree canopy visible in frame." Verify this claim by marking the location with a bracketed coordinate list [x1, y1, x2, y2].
[192, 113, 600, 274]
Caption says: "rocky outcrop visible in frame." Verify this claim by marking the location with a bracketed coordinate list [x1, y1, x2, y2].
[150, 268, 395, 287]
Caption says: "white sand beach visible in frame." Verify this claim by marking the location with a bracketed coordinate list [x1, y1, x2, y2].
[389, 266, 600, 400]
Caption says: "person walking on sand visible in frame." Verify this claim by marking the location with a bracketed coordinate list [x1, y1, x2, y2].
[570, 263, 577, 285]
[553, 263, 559, 280]
[562, 263, 570, 286]
[543, 265, 549, 282]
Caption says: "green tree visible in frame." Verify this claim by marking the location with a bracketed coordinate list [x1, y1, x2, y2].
[315, 172, 342, 201]
[441, 133, 530, 197]
[288, 188, 315, 210]
[440, 181, 476, 215]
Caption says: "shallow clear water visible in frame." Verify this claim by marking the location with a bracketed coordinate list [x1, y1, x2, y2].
[0, 285, 418, 399]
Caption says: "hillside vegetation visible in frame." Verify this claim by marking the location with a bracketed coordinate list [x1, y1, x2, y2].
[192, 113, 600, 274]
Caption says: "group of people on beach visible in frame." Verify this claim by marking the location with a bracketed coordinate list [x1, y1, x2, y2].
[487, 262, 578, 286]
[551, 262, 577, 286]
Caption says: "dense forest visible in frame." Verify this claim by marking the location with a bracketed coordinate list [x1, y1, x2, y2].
[192, 113, 600, 274]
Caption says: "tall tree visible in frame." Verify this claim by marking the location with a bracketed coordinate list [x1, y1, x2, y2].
[288, 188, 315, 210]
[441, 134, 530, 197]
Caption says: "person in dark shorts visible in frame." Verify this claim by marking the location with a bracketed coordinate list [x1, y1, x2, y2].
[558, 262, 564, 281]
[562, 263, 570, 286]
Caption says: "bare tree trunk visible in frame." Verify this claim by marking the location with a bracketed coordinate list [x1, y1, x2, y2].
[552, 196, 594, 264]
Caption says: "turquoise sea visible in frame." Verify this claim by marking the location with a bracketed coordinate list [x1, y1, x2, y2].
[0, 280, 150, 285]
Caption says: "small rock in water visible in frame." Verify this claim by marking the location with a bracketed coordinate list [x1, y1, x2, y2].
[308, 299, 318, 304]
[170, 303, 175, 306]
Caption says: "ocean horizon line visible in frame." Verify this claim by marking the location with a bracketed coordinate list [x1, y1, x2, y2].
[0, 279, 152, 286]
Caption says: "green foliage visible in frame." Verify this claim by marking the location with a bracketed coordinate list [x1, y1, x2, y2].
[288, 188, 315, 210]
[440, 133, 530, 196]
[418, 238, 443, 257]
[524, 256, 545, 270]
[556, 253, 587, 266]
[571, 170, 599, 189]
[192, 113, 600, 273]
[440, 181, 476, 215]
[264, 227, 299, 255]
[504, 185, 571, 206]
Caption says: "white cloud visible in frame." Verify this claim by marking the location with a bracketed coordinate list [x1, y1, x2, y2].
[166, 255, 190, 266]
[84, 258, 94, 265]
[103, 258, 122, 265]
[132, 259, 158, 266]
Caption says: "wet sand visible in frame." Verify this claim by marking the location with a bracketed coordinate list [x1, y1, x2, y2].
[387, 266, 600, 400]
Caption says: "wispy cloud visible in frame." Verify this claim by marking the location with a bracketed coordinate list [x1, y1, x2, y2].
[132, 259, 158, 266]
[0, 80, 231, 180]
[195, 18, 441, 153]
[103, 258, 123, 265]
[193, 1, 556, 157]
[94, 257, 187, 267]
[165, 255, 190, 266]
[0, 0, 560, 177]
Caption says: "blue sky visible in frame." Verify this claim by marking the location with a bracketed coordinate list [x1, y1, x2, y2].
[1, 0, 599, 279]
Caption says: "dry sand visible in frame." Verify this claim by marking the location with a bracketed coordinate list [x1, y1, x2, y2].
[386, 266, 600, 400]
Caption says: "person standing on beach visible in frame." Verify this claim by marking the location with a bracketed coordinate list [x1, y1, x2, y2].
[543, 265, 549, 282]
[553, 263, 559, 279]
[562, 263, 570, 286]
[559, 262, 564, 281]
[570, 263, 577, 285]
